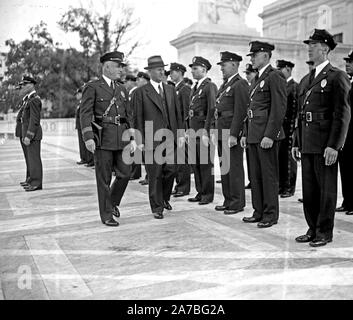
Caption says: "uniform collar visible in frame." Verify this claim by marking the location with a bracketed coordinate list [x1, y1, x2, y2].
[258, 63, 271, 78]
[195, 76, 207, 89]
[226, 72, 238, 84]
[175, 80, 183, 88]
[314, 60, 329, 78]
[287, 76, 293, 83]
[102, 74, 112, 87]
[23, 90, 36, 101]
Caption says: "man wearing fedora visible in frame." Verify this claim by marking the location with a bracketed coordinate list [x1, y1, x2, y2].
[80, 51, 135, 227]
[133, 55, 182, 219]
[336, 50, 353, 216]
[168, 62, 191, 198]
[187, 56, 217, 205]
[240, 41, 287, 228]
[17, 76, 43, 192]
[276, 60, 299, 199]
[292, 29, 351, 247]
[213, 51, 249, 215]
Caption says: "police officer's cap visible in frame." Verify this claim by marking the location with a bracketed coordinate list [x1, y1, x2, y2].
[19, 75, 37, 86]
[247, 41, 275, 56]
[343, 50, 353, 62]
[100, 51, 126, 66]
[217, 51, 242, 65]
[303, 29, 337, 50]
[125, 74, 137, 82]
[189, 56, 212, 71]
[306, 60, 314, 65]
[137, 72, 150, 81]
[168, 62, 187, 74]
[276, 60, 295, 69]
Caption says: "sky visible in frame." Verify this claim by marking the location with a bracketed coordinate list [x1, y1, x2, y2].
[0, 0, 277, 69]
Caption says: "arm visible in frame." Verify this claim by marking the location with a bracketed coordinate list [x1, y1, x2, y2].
[204, 82, 217, 135]
[230, 80, 249, 138]
[80, 84, 95, 142]
[25, 98, 41, 141]
[133, 88, 144, 146]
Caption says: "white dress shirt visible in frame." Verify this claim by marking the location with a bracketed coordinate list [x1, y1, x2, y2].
[102, 74, 113, 88]
[150, 79, 164, 94]
[287, 76, 293, 83]
[258, 63, 271, 78]
[314, 60, 329, 78]
[194, 76, 208, 90]
[226, 72, 238, 83]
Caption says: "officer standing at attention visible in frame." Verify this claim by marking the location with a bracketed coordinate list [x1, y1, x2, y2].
[241, 41, 287, 228]
[336, 50, 353, 216]
[17, 76, 43, 192]
[80, 51, 135, 227]
[168, 62, 191, 198]
[214, 51, 249, 215]
[292, 29, 351, 247]
[187, 56, 217, 205]
[277, 60, 299, 198]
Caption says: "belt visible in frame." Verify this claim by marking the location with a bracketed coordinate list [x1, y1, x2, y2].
[214, 109, 233, 120]
[299, 112, 332, 123]
[188, 110, 206, 118]
[247, 109, 268, 119]
[96, 115, 127, 125]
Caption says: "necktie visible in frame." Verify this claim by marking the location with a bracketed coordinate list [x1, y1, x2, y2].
[309, 69, 316, 86]
[192, 81, 199, 96]
[110, 81, 115, 90]
[158, 84, 164, 100]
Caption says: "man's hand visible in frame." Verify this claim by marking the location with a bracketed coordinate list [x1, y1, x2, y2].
[178, 137, 186, 148]
[211, 133, 217, 146]
[185, 134, 190, 145]
[228, 136, 238, 148]
[137, 144, 145, 151]
[23, 137, 31, 146]
[291, 147, 301, 162]
[240, 137, 247, 149]
[324, 147, 338, 166]
[202, 135, 209, 146]
[85, 139, 96, 154]
[260, 137, 274, 149]
[130, 140, 137, 153]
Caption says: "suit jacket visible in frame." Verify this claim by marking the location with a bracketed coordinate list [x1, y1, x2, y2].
[175, 81, 191, 125]
[15, 100, 25, 138]
[343, 81, 353, 149]
[133, 82, 182, 150]
[187, 78, 217, 134]
[21, 92, 42, 141]
[75, 103, 81, 130]
[80, 77, 133, 151]
[283, 79, 299, 138]
[294, 63, 351, 154]
[214, 73, 249, 140]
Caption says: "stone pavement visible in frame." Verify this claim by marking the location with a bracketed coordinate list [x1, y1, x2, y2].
[0, 135, 353, 300]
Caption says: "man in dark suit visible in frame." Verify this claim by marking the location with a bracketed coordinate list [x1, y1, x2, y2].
[213, 51, 249, 215]
[186, 56, 217, 205]
[80, 51, 135, 227]
[17, 76, 43, 192]
[276, 60, 299, 198]
[133, 55, 182, 219]
[292, 29, 351, 247]
[336, 50, 353, 216]
[168, 62, 191, 198]
[240, 41, 287, 228]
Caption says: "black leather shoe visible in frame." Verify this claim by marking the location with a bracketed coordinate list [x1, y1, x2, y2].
[104, 218, 120, 227]
[164, 201, 172, 211]
[281, 192, 294, 198]
[24, 185, 42, 192]
[245, 183, 251, 189]
[173, 192, 188, 198]
[243, 216, 261, 223]
[112, 206, 120, 218]
[153, 212, 164, 219]
[85, 162, 95, 167]
[298, 198, 303, 203]
[295, 234, 314, 243]
[76, 160, 86, 165]
[215, 205, 228, 211]
[20, 181, 29, 186]
[199, 200, 211, 205]
[257, 221, 277, 228]
[171, 190, 177, 195]
[309, 239, 332, 247]
[346, 211, 353, 216]
[336, 206, 347, 212]
[224, 208, 244, 215]
[188, 196, 201, 202]
[140, 179, 148, 185]
[216, 180, 221, 184]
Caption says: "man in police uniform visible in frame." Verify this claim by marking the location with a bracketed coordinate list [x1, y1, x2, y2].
[241, 41, 287, 228]
[17, 76, 43, 192]
[134, 55, 182, 219]
[292, 29, 351, 247]
[336, 50, 353, 216]
[277, 60, 299, 198]
[168, 62, 191, 198]
[80, 51, 135, 227]
[214, 51, 249, 215]
[187, 56, 217, 205]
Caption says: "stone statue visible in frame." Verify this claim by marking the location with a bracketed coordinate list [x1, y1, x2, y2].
[317, 5, 332, 30]
[199, 0, 252, 25]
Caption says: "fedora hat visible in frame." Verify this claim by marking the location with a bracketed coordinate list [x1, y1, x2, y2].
[144, 55, 167, 70]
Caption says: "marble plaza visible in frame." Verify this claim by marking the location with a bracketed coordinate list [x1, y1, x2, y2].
[0, 135, 353, 300]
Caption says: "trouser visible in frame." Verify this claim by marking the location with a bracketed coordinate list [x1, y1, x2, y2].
[246, 148, 251, 185]
[130, 154, 142, 179]
[190, 139, 214, 202]
[26, 140, 43, 187]
[77, 128, 93, 164]
[174, 147, 191, 194]
[338, 141, 353, 210]
[145, 148, 176, 213]
[20, 139, 30, 182]
[248, 142, 280, 223]
[302, 153, 338, 240]
[279, 135, 297, 194]
[218, 140, 245, 210]
[94, 149, 131, 223]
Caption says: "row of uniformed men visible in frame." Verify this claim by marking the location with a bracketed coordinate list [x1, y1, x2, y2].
[76, 28, 352, 248]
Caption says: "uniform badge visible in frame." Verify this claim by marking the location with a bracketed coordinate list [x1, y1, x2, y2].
[260, 80, 265, 88]
[192, 57, 197, 63]
[321, 79, 327, 88]
[121, 91, 126, 99]
[226, 87, 231, 93]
